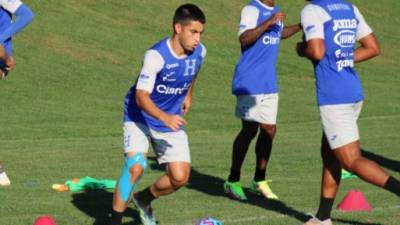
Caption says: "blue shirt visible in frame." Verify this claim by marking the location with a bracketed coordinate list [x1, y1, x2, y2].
[124, 38, 206, 132]
[0, 7, 13, 55]
[232, 0, 283, 95]
[303, 0, 365, 106]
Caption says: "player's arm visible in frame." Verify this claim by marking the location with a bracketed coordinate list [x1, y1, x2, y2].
[181, 77, 196, 116]
[0, 44, 14, 71]
[353, 5, 379, 63]
[301, 38, 325, 61]
[0, 1, 34, 43]
[297, 4, 326, 61]
[0, 44, 7, 61]
[281, 23, 302, 39]
[237, 6, 285, 47]
[354, 34, 379, 63]
[134, 50, 186, 131]
[136, 90, 186, 131]
[240, 12, 285, 46]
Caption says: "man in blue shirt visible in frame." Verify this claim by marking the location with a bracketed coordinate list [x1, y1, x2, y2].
[298, 0, 400, 224]
[224, 0, 301, 201]
[110, 4, 206, 225]
[0, 0, 34, 186]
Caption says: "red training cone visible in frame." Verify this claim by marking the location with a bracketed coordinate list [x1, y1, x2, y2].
[336, 190, 372, 212]
[33, 215, 57, 225]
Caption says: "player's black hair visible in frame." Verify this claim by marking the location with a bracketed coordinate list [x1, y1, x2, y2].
[173, 3, 206, 26]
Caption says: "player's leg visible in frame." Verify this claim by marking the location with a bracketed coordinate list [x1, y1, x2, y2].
[250, 93, 279, 199]
[312, 134, 342, 224]
[303, 137, 339, 225]
[255, 123, 276, 176]
[321, 101, 400, 196]
[133, 129, 191, 225]
[133, 162, 190, 225]
[333, 141, 400, 196]
[230, 119, 259, 180]
[110, 122, 150, 225]
[225, 119, 258, 200]
[140, 162, 191, 199]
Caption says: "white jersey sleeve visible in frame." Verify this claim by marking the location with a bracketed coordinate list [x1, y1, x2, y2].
[353, 5, 373, 40]
[238, 5, 259, 36]
[301, 4, 330, 41]
[0, 0, 22, 13]
[136, 50, 164, 93]
[200, 43, 207, 59]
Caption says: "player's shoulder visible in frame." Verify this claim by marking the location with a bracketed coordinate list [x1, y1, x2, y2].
[301, 3, 323, 14]
[198, 43, 207, 59]
[301, 2, 330, 21]
[150, 38, 168, 51]
[350, 3, 363, 17]
[241, 4, 259, 15]
[148, 38, 170, 59]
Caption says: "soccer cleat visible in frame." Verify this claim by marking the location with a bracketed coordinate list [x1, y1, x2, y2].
[249, 180, 278, 199]
[0, 170, 11, 186]
[303, 216, 333, 225]
[133, 195, 156, 225]
[223, 180, 247, 200]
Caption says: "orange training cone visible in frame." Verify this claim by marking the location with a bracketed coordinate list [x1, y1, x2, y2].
[33, 215, 57, 225]
[336, 190, 372, 212]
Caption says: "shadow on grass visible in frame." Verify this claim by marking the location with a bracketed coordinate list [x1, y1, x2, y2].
[71, 188, 141, 225]
[70, 155, 385, 225]
[186, 167, 385, 225]
[333, 218, 382, 225]
[362, 148, 400, 173]
[186, 168, 309, 222]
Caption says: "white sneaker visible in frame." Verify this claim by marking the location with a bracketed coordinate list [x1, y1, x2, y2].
[0, 171, 11, 186]
[303, 216, 332, 225]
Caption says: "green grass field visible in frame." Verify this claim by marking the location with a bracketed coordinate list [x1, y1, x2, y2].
[0, 0, 399, 224]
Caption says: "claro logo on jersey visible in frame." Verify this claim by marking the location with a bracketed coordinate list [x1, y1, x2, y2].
[262, 35, 280, 45]
[156, 83, 190, 95]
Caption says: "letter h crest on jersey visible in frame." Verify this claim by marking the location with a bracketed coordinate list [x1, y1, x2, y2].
[184, 59, 197, 76]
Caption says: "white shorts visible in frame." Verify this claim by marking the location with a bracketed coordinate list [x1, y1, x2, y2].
[235, 93, 278, 124]
[123, 122, 191, 164]
[319, 101, 363, 149]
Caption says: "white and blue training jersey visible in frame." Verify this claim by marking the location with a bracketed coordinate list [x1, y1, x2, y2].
[124, 38, 206, 132]
[0, 0, 22, 54]
[232, 0, 283, 95]
[301, 0, 372, 106]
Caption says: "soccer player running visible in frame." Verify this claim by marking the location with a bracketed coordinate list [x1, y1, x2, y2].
[109, 4, 206, 225]
[224, 0, 302, 201]
[297, 0, 400, 224]
[0, 0, 34, 186]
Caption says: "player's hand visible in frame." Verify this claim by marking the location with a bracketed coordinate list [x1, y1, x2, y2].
[181, 97, 192, 115]
[296, 41, 307, 57]
[5, 56, 15, 71]
[269, 12, 286, 25]
[161, 114, 187, 132]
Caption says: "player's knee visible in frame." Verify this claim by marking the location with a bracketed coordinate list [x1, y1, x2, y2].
[240, 123, 259, 139]
[340, 156, 361, 172]
[169, 172, 189, 189]
[129, 164, 144, 181]
[260, 124, 276, 138]
[118, 152, 147, 202]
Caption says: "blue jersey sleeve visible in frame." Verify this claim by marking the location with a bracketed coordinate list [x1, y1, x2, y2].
[0, 4, 34, 43]
[3, 40, 13, 56]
